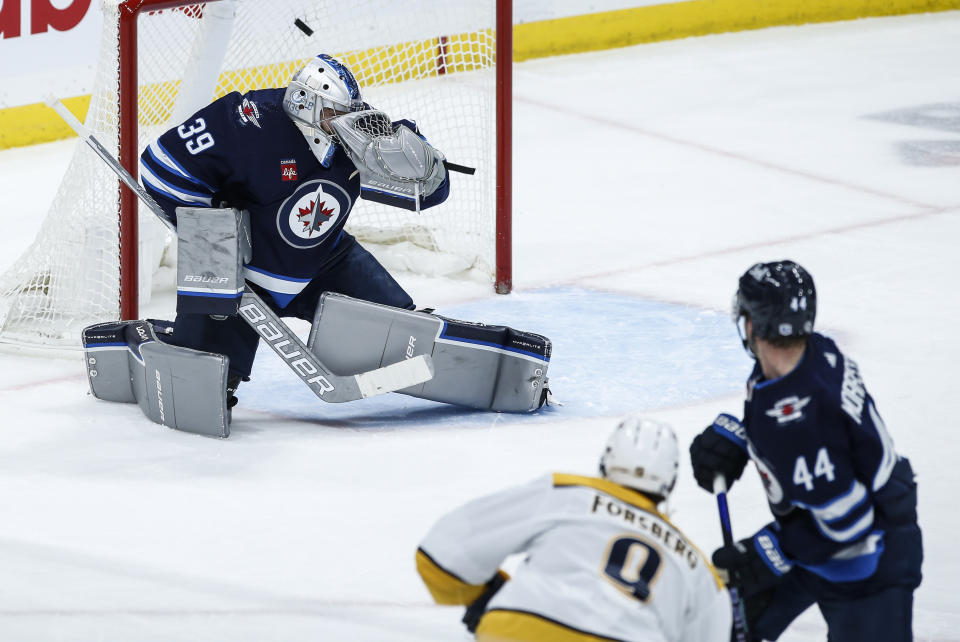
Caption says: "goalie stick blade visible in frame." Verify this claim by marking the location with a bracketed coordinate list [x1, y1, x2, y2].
[355, 354, 435, 398]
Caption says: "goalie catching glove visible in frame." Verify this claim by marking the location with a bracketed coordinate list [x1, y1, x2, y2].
[329, 110, 447, 211]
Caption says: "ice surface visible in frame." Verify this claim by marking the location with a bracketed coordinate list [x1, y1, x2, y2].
[1, 12, 958, 641]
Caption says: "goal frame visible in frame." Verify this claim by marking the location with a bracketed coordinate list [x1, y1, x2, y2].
[115, 0, 513, 321]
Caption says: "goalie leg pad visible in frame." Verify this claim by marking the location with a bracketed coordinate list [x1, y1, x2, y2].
[307, 293, 551, 412]
[83, 321, 231, 437]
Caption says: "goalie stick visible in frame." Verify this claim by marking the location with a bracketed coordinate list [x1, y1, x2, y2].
[46, 97, 434, 403]
[714, 474, 750, 642]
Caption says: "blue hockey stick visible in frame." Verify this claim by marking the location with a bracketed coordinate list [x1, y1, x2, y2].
[714, 474, 750, 642]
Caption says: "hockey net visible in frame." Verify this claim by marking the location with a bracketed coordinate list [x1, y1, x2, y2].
[0, 0, 507, 350]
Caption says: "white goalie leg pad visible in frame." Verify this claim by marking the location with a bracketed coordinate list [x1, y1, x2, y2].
[307, 293, 551, 412]
[82, 321, 231, 437]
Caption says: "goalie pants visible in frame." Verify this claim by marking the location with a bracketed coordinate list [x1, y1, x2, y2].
[751, 522, 922, 641]
[168, 234, 414, 379]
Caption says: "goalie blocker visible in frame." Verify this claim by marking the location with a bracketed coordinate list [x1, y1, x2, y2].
[308, 293, 552, 412]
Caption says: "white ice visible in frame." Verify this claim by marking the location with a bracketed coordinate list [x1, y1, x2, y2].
[1, 12, 959, 641]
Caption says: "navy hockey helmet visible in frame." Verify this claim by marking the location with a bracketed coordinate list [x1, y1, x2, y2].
[732, 260, 816, 345]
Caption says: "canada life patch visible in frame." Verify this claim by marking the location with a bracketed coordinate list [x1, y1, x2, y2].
[276, 179, 351, 249]
[280, 159, 298, 181]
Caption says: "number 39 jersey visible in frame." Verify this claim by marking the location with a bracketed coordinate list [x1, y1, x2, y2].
[417, 473, 731, 642]
[742, 332, 901, 580]
[139, 88, 449, 309]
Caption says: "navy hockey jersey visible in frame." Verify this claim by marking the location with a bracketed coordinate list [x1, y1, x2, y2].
[139, 88, 449, 308]
[742, 332, 911, 583]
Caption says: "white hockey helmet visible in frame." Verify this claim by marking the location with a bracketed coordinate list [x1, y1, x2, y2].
[599, 415, 679, 502]
[283, 54, 364, 165]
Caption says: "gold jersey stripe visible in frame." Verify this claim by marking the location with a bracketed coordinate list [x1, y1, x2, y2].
[476, 608, 625, 642]
[553, 473, 662, 513]
[415, 547, 487, 605]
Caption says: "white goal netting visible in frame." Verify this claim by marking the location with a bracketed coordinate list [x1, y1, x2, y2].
[0, 0, 498, 349]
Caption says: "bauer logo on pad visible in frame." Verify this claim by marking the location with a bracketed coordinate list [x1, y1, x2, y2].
[280, 159, 298, 182]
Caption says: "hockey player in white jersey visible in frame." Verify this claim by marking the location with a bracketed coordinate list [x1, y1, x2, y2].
[416, 416, 733, 642]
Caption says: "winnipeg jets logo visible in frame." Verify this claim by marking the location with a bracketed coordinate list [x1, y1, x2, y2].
[765, 395, 811, 424]
[294, 198, 336, 236]
[237, 98, 261, 128]
[277, 180, 351, 249]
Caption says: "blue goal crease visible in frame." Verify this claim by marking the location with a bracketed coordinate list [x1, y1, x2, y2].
[244, 286, 752, 427]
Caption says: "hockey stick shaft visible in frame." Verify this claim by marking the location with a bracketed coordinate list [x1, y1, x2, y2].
[713, 474, 750, 642]
[46, 97, 434, 402]
[45, 97, 176, 233]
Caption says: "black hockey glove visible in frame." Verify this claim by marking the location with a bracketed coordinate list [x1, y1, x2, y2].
[462, 571, 508, 634]
[712, 525, 793, 598]
[689, 413, 750, 492]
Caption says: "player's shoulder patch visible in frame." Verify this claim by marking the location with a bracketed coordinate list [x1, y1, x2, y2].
[764, 395, 812, 424]
[230, 88, 285, 130]
[236, 97, 262, 128]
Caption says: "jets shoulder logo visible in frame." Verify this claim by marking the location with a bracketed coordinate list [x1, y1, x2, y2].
[238, 98, 261, 128]
[276, 179, 351, 249]
[765, 395, 811, 424]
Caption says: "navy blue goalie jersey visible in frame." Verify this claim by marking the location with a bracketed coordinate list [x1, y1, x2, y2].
[139, 88, 448, 308]
[742, 332, 912, 583]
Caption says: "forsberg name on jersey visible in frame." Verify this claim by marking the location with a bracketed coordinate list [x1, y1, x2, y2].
[591, 494, 699, 569]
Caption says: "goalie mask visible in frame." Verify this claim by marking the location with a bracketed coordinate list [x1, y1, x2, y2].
[599, 415, 679, 503]
[283, 54, 364, 167]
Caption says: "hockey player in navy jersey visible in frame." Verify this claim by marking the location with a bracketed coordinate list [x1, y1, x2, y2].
[689, 260, 922, 641]
[138, 54, 449, 407]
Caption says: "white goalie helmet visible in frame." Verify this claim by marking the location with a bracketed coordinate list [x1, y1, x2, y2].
[599, 415, 679, 502]
[283, 54, 365, 166]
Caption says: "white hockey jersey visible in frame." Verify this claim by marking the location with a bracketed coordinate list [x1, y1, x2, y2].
[417, 473, 732, 642]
